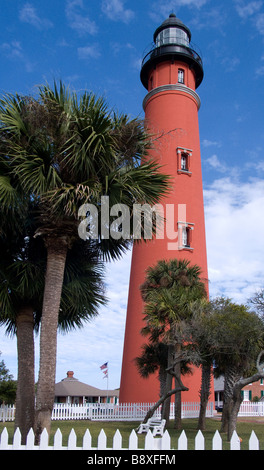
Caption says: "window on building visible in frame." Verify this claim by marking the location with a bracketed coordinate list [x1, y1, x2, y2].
[178, 222, 194, 250]
[177, 147, 192, 174]
[178, 69, 184, 84]
[181, 154, 187, 170]
[182, 226, 189, 248]
[242, 390, 252, 401]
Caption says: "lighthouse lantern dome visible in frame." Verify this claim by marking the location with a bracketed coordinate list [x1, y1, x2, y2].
[140, 13, 204, 90]
[154, 13, 191, 47]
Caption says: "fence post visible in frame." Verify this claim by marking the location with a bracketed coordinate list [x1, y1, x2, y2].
[195, 430, 205, 450]
[26, 428, 35, 450]
[39, 428, 49, 450]
[249, 431, 259, 450]
[97, 429, 107, 449]
[53, 428, 63, 450]
[82, 429, 92, 449]
[145, 430, 154, 450]
[212, 430, 222, 450]
[230, 431, 241, 450]
[113, 429, 122, 450]
[12, 428, 21, 450]
[68, 429, 77, 450]
[0, 427, 9, 450]
[178, 430, 188, 450]
[128, 429, 138, 450]
[160, 430, 171, 450]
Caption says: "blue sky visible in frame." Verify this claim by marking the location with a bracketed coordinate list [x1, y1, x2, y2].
[1, 0, 264, 390]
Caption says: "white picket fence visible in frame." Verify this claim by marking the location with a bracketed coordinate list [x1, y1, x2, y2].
[0, 402, 214, 422]
[1, 401, 264, 423]
[0, 426, 261, 450]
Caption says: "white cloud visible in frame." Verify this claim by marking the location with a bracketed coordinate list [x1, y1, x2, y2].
[204, 177, 264, 303]
[19, 3, 53, 30]
[0, 41, 23, 60]
[221, 56, 240, 72]
[101, 0, 135, 23]
[256, 64, 264, 76]
[206, 154, 227, 173]
[156, 0, 208, 10]
[65, 0, 97, 36]
[77, 45, 101, 59]
[202, 139, 221, 148]
[256, 13, 264, 35]
[235, 0, 263, 19]
[150, 0, 209, 22]
[0, 40, 34, 72]
[110, 42, 135, 56]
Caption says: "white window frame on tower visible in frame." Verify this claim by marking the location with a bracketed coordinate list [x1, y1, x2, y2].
[178, 68, 184, 84]
[178, 221, 194, 250]
[177, 147, 192, 175]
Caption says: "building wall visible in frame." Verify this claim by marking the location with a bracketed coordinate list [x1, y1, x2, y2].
[243, 379, 264, 400]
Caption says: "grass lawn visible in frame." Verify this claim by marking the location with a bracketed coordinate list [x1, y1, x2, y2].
[1, 416, 264, 450]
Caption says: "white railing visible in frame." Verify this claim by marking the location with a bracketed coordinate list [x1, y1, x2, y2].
[238, 401, 264, 416]
[0, 405, 15, 422]
[51, 401, 215, 421]
[3, 400, 264, 423]
[0, 402, 214, 422]
[0, 426, 261, 450]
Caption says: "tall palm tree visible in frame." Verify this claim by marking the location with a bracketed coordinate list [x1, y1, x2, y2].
[187, 298, 214, 431]
[140, 259, 207, 428]
[0, 197, 40, 442]
[0, 82, 171, 437]
[0, 207, 106, 443]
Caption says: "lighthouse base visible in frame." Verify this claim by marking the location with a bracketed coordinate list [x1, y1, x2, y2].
[119, 365, 214, 404]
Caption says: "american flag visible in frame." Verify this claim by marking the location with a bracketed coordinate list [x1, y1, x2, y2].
[100, 362, 108, 370]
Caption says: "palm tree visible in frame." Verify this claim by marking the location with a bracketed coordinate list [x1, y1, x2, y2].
[0, 200, 41, 442]
[0, 207, 106, 443]
[140, 258, 207, 428]
[135, 342, 168, 398]
[187, 298, 214, 431]
[0, 82, 171, 437]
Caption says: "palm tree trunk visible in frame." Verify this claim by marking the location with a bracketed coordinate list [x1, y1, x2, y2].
[35, 237, 68, 442]
[221, 365, 241, 433]
[174, 343, 182, 430]
[161, 345, 173, 423]
[15, 306, 35, 444]
[228, 393, 243, 441]
[174, 377, 182, 429]
[197, 362, 212, 431]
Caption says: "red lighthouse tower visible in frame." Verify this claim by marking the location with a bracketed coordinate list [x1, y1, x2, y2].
[119, 14, 209, 403]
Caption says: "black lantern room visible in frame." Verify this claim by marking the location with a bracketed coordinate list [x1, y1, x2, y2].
[140, 13, 204, 90]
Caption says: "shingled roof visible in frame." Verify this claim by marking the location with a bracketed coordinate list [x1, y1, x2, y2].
[54, 371, 119, 398]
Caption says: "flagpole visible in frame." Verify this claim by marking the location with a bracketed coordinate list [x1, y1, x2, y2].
[100, 362, 109, 403]
[107, 364, 109, 403]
